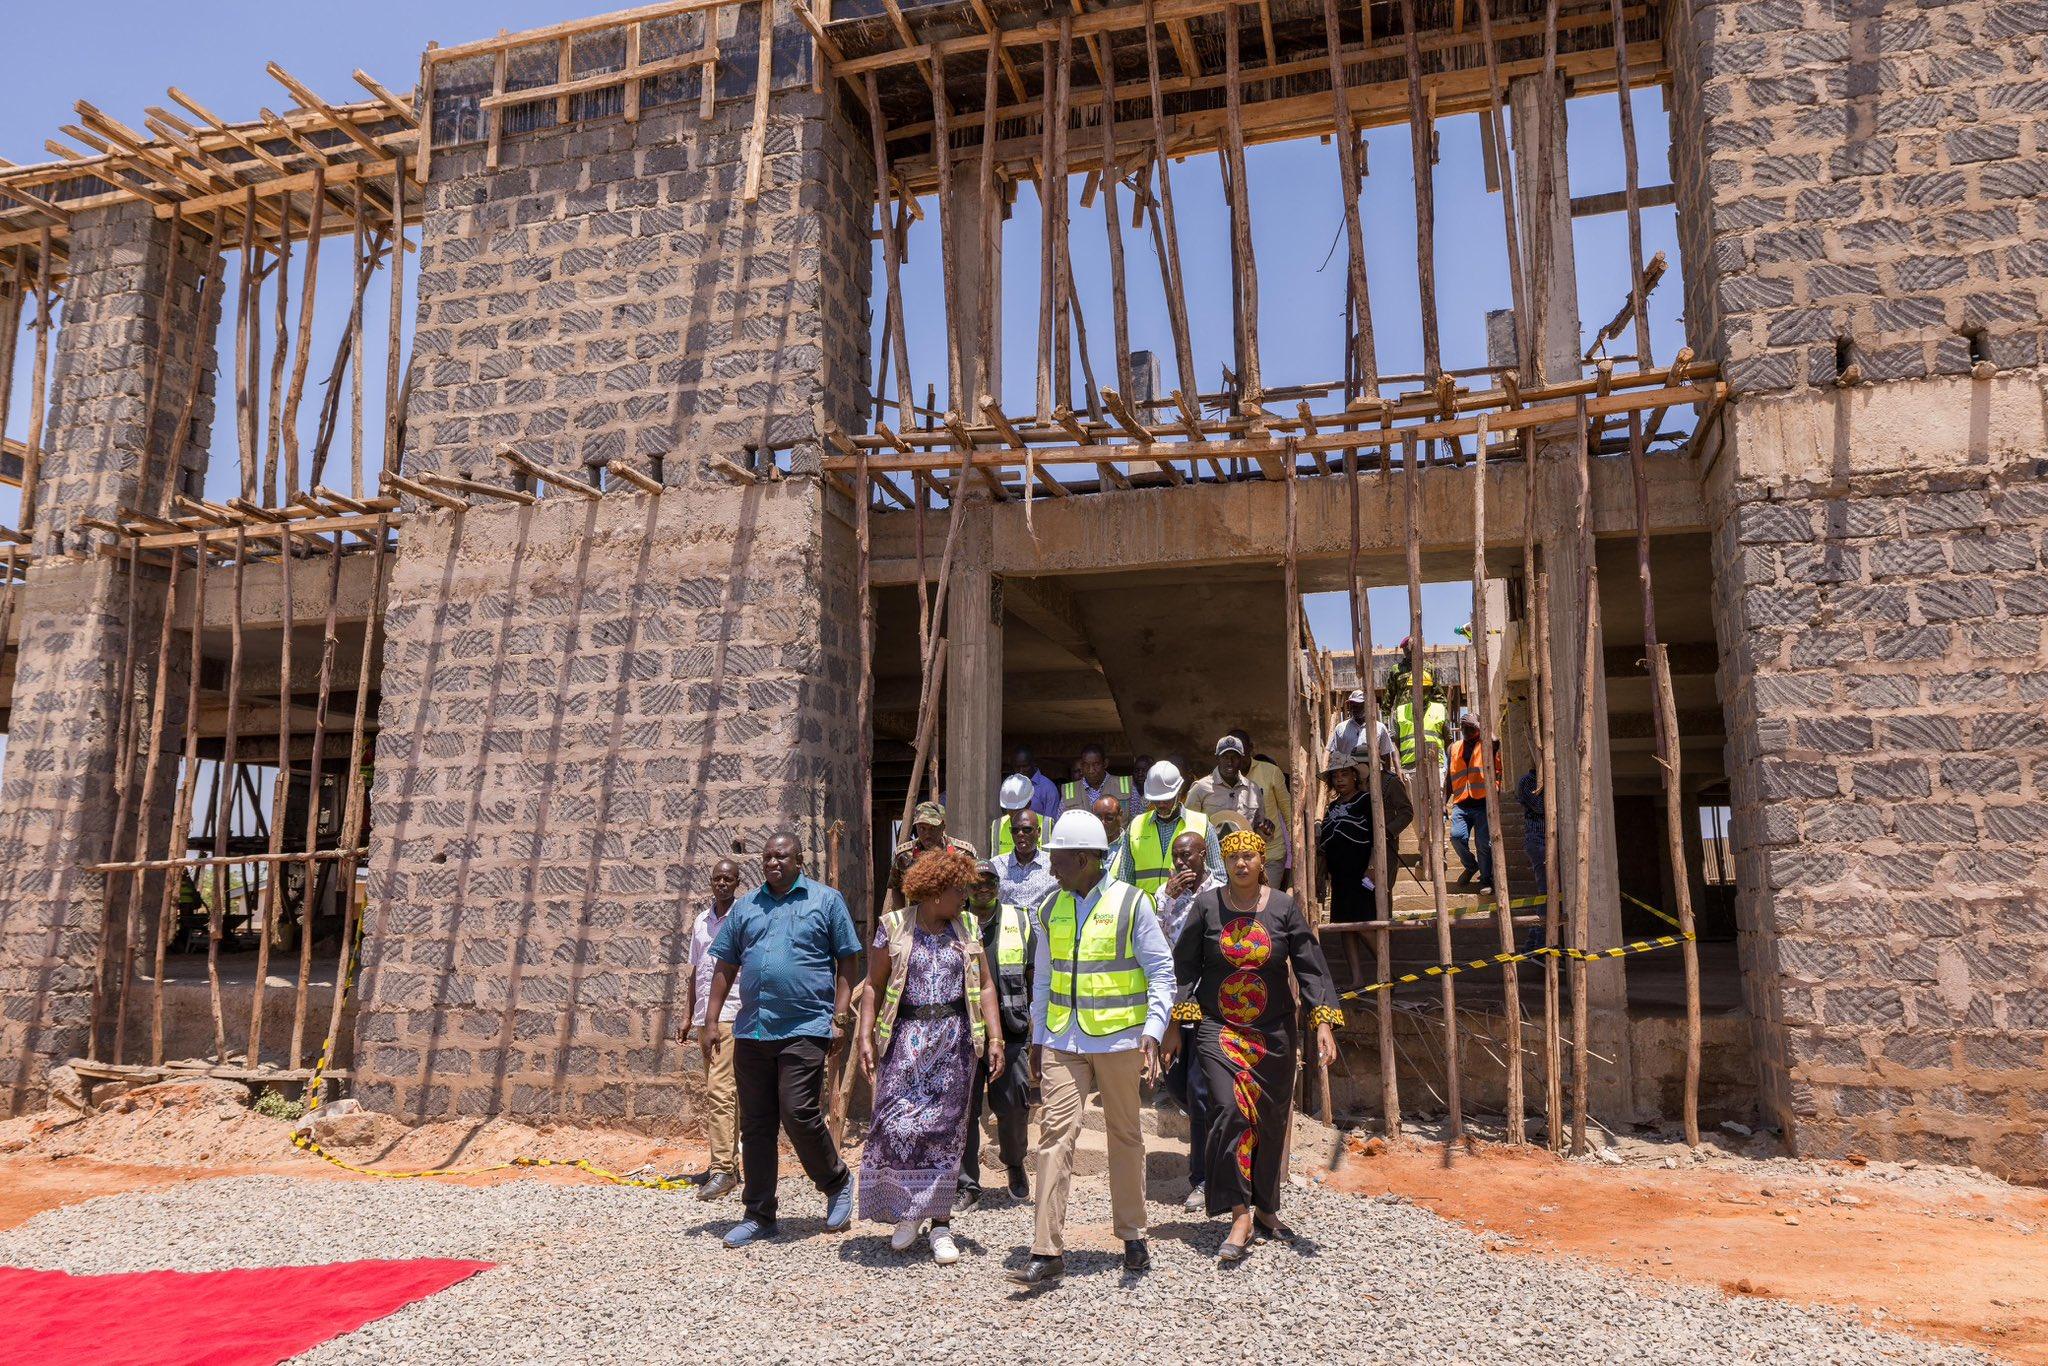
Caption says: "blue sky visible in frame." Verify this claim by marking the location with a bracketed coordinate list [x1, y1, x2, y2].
[2, 1, 1687, 659]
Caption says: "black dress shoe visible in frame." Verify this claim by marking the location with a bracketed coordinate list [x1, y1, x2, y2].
[1009, 1255, 1064, 1288]
[1123, 1239, 1152, 1273]
[1006, 1166, 1030, 1200]
[954, 1185, 982, 1214]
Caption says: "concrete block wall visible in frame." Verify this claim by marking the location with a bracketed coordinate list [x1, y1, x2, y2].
[1672, 0, 2048, 1179]
[351, 40, 872, 1128]
[1668, 0, 2048, 397]
[0, 204, 217, 1112]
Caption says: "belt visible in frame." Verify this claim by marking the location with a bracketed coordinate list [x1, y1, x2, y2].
[903, 999, 967, 1022]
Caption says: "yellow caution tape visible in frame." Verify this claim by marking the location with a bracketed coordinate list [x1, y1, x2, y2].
[289, 925, 695, 1190]
[1337, 932, 1694, 1001]
[1622, 891, 1685, 930]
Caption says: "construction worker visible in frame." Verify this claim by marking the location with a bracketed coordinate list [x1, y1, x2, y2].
[990, 808, 1057, 912]
[1110, 760, 1224, 895]
[958, 861, 1034, 1209]
[1186, 736, 1275, 885]
[891, 801, 977, 898]
[1327, 691, 1397, 772]
[1383, 636, 1421, 708]
[988, 773, 1035, 856]
[1444, 714, 1498, 891]
[1013, 808, 1176, 1288]
[1228, 729, 1292, 888]
[1008, 746, 1063, 820]
[1060, 742, 1137, 818]
[1390, 675, 1450, 777]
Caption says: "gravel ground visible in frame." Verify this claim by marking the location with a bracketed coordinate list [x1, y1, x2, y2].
[0, 1169, 1982, 1364]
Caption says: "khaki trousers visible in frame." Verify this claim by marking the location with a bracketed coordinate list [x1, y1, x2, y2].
[1032, 1047, 1147, 1256]
[702, 1026, 739, 1176]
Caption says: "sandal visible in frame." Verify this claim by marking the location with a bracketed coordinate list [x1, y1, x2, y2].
[1254, 1216, 1298, 1244]
[1217, 1239, 1250, 1264]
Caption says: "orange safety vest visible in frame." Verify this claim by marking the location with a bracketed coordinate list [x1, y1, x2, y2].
[1448, 737, 1492, 806]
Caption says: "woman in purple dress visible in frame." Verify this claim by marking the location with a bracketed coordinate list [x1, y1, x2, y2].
[855, 847, 1005, 1264]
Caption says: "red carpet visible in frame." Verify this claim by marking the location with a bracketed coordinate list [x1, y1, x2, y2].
[0, 1258, 494, 1365]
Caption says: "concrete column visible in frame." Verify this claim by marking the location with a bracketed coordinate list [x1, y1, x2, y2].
[1508, 74, 1579, 390]
[0, 204, 220, 1111]
[1512, 73, 1634, 1123]
[944, 501, 1002, 852]
[948, 175, 1003, 410]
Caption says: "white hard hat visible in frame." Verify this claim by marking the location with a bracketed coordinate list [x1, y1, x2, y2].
[1142, 760, 1184, 803]
[1044, 809, 1110, 852]
[999, 774, 1034, 811]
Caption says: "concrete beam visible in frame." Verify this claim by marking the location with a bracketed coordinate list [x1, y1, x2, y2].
[178, 548, 384, 632]
[868, 454, 1702, 586]
[1002, 576, 1102, 671]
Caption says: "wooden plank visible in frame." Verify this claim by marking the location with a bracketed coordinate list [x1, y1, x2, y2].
[741, 0, 776, 202]
[266, 64, 388, 158]
[475, 44, 716, 111]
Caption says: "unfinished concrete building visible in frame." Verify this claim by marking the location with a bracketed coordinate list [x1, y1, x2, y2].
[0, 0, 2042, 1180]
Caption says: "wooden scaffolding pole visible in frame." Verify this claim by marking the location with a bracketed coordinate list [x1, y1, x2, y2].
[246, 526, 295, 1064]
[112, 550, 181, 1065]
[1098, 47, 1133, 397]
[1567, 395, 1597, 1155]
[288, 534, 349, 1069]
[1398, 0, 1442, 385]
[1320, 0, 1378, 398]
[1142, 1, 1198, 404]
[865, 75, 917, 450]
[280, 166, 326, 500]
[1402, 430, 1458, 1137]
[1222, 14, 1262, 407]
[19, 230, 53, 533]
[1520, 426, 1564, 1148]
[1343, 445, 1399, 1133]
[150, 537, 210, 1065]
[1467, 415, 1525, 1143]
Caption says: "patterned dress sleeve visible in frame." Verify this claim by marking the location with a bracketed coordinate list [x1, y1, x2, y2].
[1279, 892, 1345, 1028]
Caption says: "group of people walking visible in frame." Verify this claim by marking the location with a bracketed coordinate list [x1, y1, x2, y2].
[684, 753, 1345, 1281]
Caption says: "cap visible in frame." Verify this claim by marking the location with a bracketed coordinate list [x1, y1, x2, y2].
[912, 800, 946, 827]
[1347, 689, 1366, 704]
[1045, 809, 1110, 852]
[998, 774, 1034, 811]
[1142, 760, 1184, 802]
[1215, 735, 1246, 756]
[974, 859, 1000, 880]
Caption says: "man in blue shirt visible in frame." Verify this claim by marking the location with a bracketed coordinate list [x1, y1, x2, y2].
[703, 831, 862, 1246]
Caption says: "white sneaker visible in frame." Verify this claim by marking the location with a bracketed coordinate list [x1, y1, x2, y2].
[890, 1219, 924, 1253]
[929, 1226, 960, 1265]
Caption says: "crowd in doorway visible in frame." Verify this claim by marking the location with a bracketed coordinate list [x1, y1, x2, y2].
[670, 639, 1547, 1282]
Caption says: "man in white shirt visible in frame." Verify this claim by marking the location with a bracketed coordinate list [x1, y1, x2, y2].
[1013, 810, 1176, 1289]
[1328, 689, 1397, 771]
[989, 808, 1058, 912]
[681, 859, 744, 1201]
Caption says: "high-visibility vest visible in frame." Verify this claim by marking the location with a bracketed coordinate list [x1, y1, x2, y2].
[874, 908, 988, 1055]
[1061, 773, 1133, 808]
[1123, 808, 1211, 897]
[990, 902, 1032, 1023]
[988, 814, 1018, 857]
[1392, 699, 1448, 766]
[1448, 737, 1490, 805]
[1041, 880, 1148, 1037]
[995, 903, 1031, 967]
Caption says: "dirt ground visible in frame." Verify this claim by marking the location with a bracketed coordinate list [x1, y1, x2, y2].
[3, 1087, 2044, 1363]
[1328, 1135, 2048, 1363]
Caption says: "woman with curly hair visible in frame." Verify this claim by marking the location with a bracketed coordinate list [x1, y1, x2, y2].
[854, 844, 1005, 1264]
[1163, 828, 1343, 1262]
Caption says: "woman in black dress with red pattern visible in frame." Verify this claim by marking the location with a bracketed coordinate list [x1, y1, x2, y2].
[1164, 829, 1344, 1260]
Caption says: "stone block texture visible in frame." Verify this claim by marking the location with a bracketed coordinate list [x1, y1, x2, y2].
[0, 203, 216, 1113]
[352, 36, 871, 1129]
[399, 40, 868, 488]
[1709, 459, 2048, 1181]
[1668, 0, 2048, 395]
[353, 489, 864, 1128]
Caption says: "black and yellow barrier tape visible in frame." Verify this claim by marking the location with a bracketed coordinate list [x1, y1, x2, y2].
[289, 924, 696, 1190]
[1337, 932, 1694, 1001]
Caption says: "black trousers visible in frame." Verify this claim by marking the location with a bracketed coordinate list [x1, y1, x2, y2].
[734, 1035, 848, 1224]
[1165, 1021, 1213, 1188]
[959, 1029, 1031, 1191]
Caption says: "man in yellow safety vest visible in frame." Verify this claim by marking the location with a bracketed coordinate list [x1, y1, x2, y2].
[1109, 760, 1224, 895]
[1390, 682, 1450, 777]
[1012, 809, 1175, 1289]
[1060, 742, 1138, 818]
[958, 861, 1035, 1209]
[988, 773, 1034, 856]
